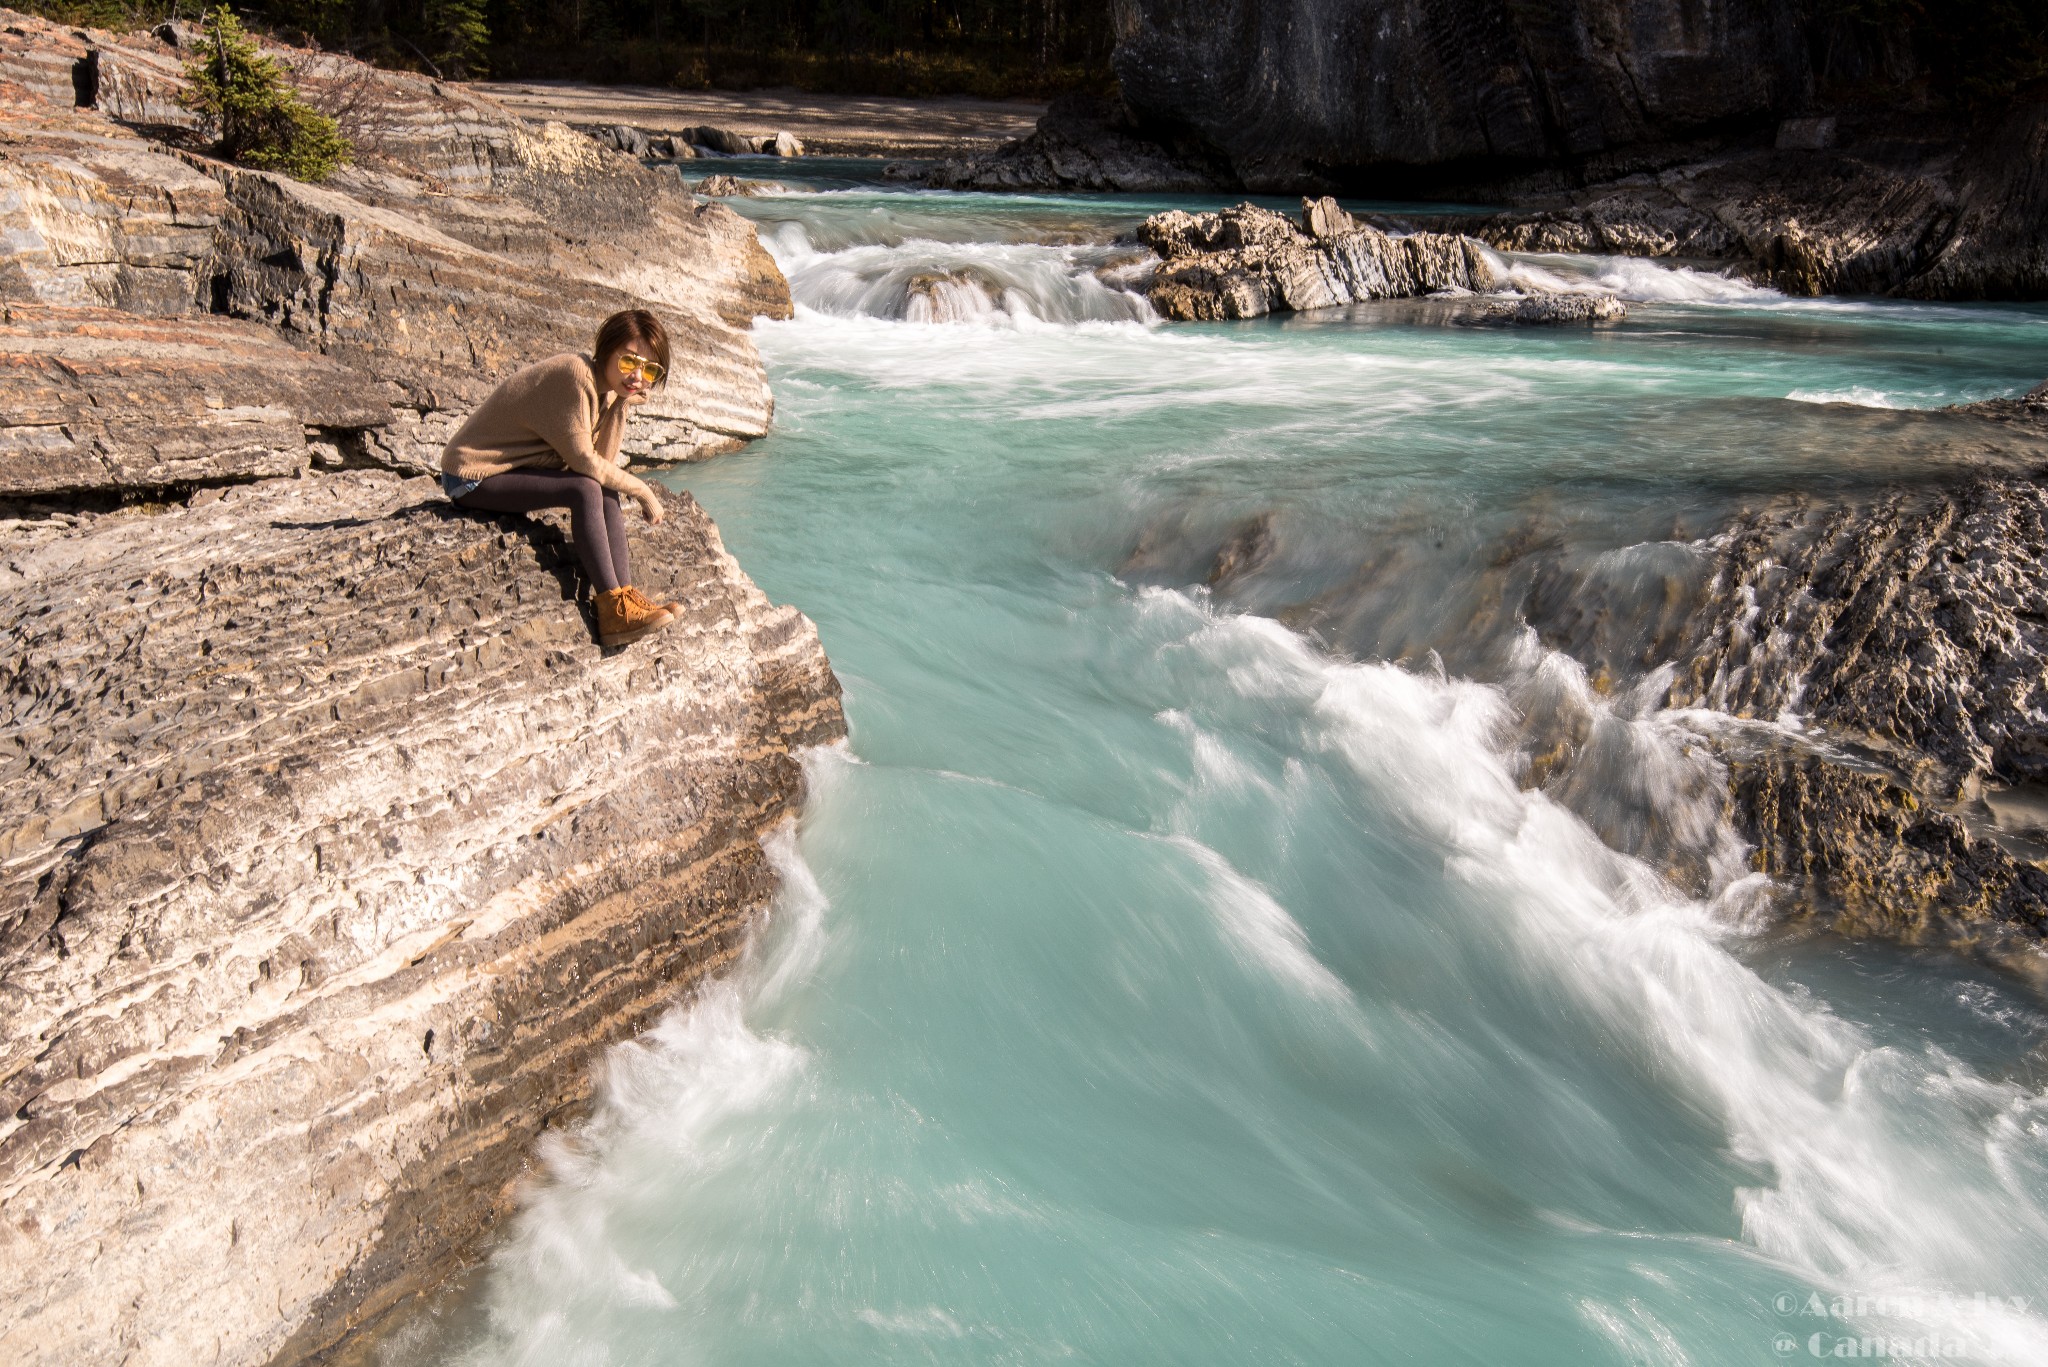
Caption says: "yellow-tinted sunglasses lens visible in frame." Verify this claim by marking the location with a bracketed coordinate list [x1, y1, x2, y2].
[619, 352, 664, 384]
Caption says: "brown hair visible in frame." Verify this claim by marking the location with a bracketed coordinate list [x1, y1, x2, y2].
[593, 309, 671, 387]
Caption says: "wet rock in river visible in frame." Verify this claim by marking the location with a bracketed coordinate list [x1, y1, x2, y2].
[1126, 411, 2048, 946]
[694, 173, 788, 197]
[1137, 199, 1505, 321]
[1467, 293, 1627, 325]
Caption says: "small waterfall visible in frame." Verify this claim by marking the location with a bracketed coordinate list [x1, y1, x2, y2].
[763, 222, 1156, 327]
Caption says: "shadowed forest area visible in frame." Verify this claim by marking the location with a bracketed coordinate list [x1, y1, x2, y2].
[17, 0, 1115, 94]
[12, 0, 2047, 118]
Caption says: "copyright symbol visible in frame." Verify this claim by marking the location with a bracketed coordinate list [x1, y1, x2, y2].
[1773, 1332, 1799, 1357]
[1772, 1292, 1800, 1316]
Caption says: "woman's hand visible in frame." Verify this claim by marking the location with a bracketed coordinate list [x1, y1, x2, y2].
[631, 482, 666, 525]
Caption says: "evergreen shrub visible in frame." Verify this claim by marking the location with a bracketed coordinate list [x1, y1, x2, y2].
[181, 5, 351, 182]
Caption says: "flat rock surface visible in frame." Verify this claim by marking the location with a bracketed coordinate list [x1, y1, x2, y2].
[0, 470, 844, 1367]
[474, 80, 1044, 157]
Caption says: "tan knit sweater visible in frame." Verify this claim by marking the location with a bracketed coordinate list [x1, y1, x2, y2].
[440, 352, 644, 492]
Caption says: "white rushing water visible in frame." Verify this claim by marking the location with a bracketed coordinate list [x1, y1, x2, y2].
[392, 173, 2048, 1367]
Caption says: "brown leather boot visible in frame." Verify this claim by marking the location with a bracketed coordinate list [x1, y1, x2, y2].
[623, 585, 683, 618]
[595, 586, 674, 646]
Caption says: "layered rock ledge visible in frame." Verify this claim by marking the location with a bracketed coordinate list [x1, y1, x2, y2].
[0, 11, 845, 1365]
[0, 473, 844, 1367]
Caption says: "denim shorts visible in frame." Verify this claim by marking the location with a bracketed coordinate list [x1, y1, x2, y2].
[441, 472, 483, 501]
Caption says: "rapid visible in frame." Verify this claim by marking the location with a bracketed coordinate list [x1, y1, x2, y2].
[391, 163, 2048, 1366]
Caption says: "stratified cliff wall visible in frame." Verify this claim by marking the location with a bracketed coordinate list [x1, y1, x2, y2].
[0, 11, 844, 1365]
[1111, 0, 1814, 185]
[911, 1, 2048, 297]
[0, 471, 843, 1367]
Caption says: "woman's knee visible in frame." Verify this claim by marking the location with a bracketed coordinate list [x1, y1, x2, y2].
[564, 475, 605, 514]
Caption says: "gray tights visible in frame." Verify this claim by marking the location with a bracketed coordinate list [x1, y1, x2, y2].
[457, 469, 631, 592]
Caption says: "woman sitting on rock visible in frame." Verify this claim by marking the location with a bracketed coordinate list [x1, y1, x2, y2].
[442, 308, 682, 647]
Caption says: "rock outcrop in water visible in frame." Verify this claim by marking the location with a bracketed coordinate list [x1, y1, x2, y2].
[1670, 476, 2048, 941]
[1416, 109, 2048, 300]
[0, 11, 844, 1366]
[1128, 388, 2048, 953]
[1136, 199, 1624, 324]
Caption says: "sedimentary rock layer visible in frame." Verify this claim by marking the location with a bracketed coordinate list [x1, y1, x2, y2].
[0, 8, 789, 466]
[1426, 105, 2048, 300]
[0, 12, 838, 1365]
[0, 303, 386, 498]
[0, 471, 844, 1367]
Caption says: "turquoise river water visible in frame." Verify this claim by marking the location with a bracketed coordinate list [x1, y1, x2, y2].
[395, 163, 2048, 1366]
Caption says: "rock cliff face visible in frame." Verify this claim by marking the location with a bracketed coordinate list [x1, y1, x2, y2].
[0, 12, 844, 1366]
[1111, 0, 1814, 185]
[0, 473, 843, 1367]
[927, 1, 2048, 300]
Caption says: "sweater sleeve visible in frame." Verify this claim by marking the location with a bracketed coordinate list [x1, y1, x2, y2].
[528, 365, 639, 492]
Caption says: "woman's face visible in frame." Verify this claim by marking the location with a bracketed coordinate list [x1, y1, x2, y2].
[601, 340, 664, 402]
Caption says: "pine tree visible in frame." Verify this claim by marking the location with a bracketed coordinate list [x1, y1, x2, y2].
[427, 0, 492, 79]
[181, 6, 351, 182]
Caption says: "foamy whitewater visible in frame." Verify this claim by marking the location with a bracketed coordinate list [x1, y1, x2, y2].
[390, 167, 2048, 1366]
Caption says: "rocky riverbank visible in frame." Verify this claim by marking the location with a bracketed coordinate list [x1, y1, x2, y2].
[0, 11, 843, 1366]
[928, 2, 2048, 301]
